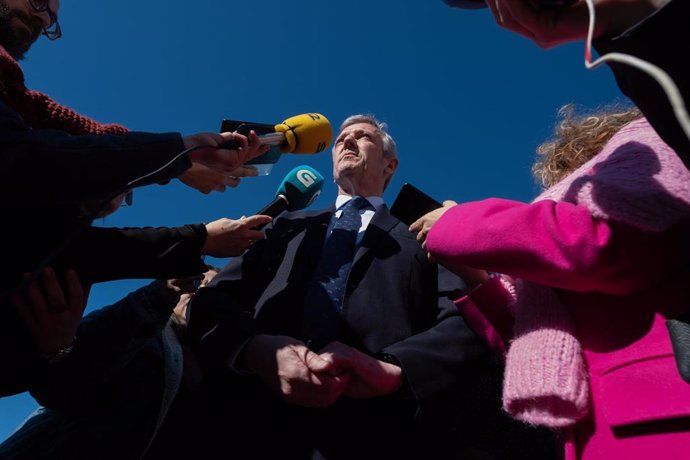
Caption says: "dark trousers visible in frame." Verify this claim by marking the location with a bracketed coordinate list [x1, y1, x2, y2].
[144, 374, 455, 460]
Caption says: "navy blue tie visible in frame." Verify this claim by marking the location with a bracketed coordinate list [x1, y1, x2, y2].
[301, 197, 371, 349]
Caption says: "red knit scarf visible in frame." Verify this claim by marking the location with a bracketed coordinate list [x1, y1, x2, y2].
[0, 45, 128, 135]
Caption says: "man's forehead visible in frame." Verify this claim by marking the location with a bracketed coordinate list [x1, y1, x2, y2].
[337, 122, 379, 137]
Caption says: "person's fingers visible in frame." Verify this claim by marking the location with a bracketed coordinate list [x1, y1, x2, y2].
[234, 132, 250, 151]
[305, 350, 338, 373]
[41, 267, 67, 312]
[442, 200, 458, 207]
[224, 176, 241, 188]
[217, 131, 236, 146]
[416, 228, 427, 243]
[9, 288, 40, 336]
[64, 269, 86, 314]
[409, 217, 423, 233]
[25, 277, 48, 323]
[317, 346, 352, 376]
[247, 130, 260, 146]
[216, 132, 249, 168]
[248, 130, 269, 152]
[229, 166, 259, 178]
[241, 215, 273, 229]
[26, 272, 48, 315]
[204, 132, 225, 147]
[244, 229, 268, 241]
[243, 131, 270, 163]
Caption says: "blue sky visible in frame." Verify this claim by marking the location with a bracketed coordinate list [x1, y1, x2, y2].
[0, 0, 623, 439]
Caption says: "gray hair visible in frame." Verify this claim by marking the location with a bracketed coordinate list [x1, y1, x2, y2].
[339, 114, 398, 159]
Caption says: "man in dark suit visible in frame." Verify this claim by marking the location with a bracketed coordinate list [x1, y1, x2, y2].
[174, 115, 491, 459]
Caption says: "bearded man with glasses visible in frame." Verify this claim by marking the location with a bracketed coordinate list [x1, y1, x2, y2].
[0, 0, 60, 59]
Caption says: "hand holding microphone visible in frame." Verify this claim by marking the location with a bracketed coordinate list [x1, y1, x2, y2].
[179, 163, 260, 195]
[204, 166, 325, 256]
[202, 216, 273, 257]
[183, 130, 270, 174]
[220, 113, 334, 175]
[179, 114, 330, 194]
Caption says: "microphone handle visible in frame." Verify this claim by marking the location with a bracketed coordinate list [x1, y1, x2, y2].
[253, 195, 289, 230]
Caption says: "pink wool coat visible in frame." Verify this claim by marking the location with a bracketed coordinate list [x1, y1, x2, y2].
[427, 118, 690, 460]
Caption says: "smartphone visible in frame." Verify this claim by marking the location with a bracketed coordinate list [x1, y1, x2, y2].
[390, 183, 443, 226]
[220, 119, 282, 175]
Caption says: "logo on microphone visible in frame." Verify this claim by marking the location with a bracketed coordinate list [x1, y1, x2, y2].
[296, 169, 318, 188]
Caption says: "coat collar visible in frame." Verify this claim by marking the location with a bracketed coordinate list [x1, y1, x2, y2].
[353, 205, 399, 267]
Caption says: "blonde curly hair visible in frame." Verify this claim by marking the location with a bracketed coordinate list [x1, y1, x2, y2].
[533, 104, 643, 189]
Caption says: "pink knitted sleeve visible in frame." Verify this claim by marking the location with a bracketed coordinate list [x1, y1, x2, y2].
[426, 197, 688, 294]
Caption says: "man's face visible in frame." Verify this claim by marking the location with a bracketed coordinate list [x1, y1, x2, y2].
[0, 0, 59, 60]
[332, 122, 397, 196]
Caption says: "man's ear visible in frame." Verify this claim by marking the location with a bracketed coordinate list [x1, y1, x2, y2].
[385, 157, 399, 176]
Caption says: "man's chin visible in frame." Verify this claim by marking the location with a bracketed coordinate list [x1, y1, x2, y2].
[335, 164, 359, 180]
[336, 159, 361, 172]
[0, 20, 37, 60]
[4, 45, 27, 60]
[0, 36, 31, 60]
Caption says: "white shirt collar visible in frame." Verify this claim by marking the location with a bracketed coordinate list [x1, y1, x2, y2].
[335, 194, 385, 210]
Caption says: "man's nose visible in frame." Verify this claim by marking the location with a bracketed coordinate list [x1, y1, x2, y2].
[343, 134, 357, 149]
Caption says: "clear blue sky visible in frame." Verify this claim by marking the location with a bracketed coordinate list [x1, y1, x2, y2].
[0, 0, 623, 439]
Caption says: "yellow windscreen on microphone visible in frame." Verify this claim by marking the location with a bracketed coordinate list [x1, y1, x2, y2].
[274, 113, 333, 154]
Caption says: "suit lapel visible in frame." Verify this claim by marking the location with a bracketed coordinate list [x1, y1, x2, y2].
[262, 209, 332, 278]
[254, 209, 332, 317]
[352, 206, 399, 268]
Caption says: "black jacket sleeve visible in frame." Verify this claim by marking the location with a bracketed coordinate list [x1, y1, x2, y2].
[29, 281, 179, 412]
[55, 224, 209, 284]
[378, 255, 490, 418]
[0, 98, 190, 202]
[185, 241, 267, 374]
[594, 0, 690, 166]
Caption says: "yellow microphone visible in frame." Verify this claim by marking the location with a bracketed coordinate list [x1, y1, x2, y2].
[219, 113, 332, 154]
[273, 113, 332, 154]
[219, 113, 333, 175]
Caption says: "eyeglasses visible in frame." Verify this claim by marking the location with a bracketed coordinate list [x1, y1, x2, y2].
[28, 0, 61, 40]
